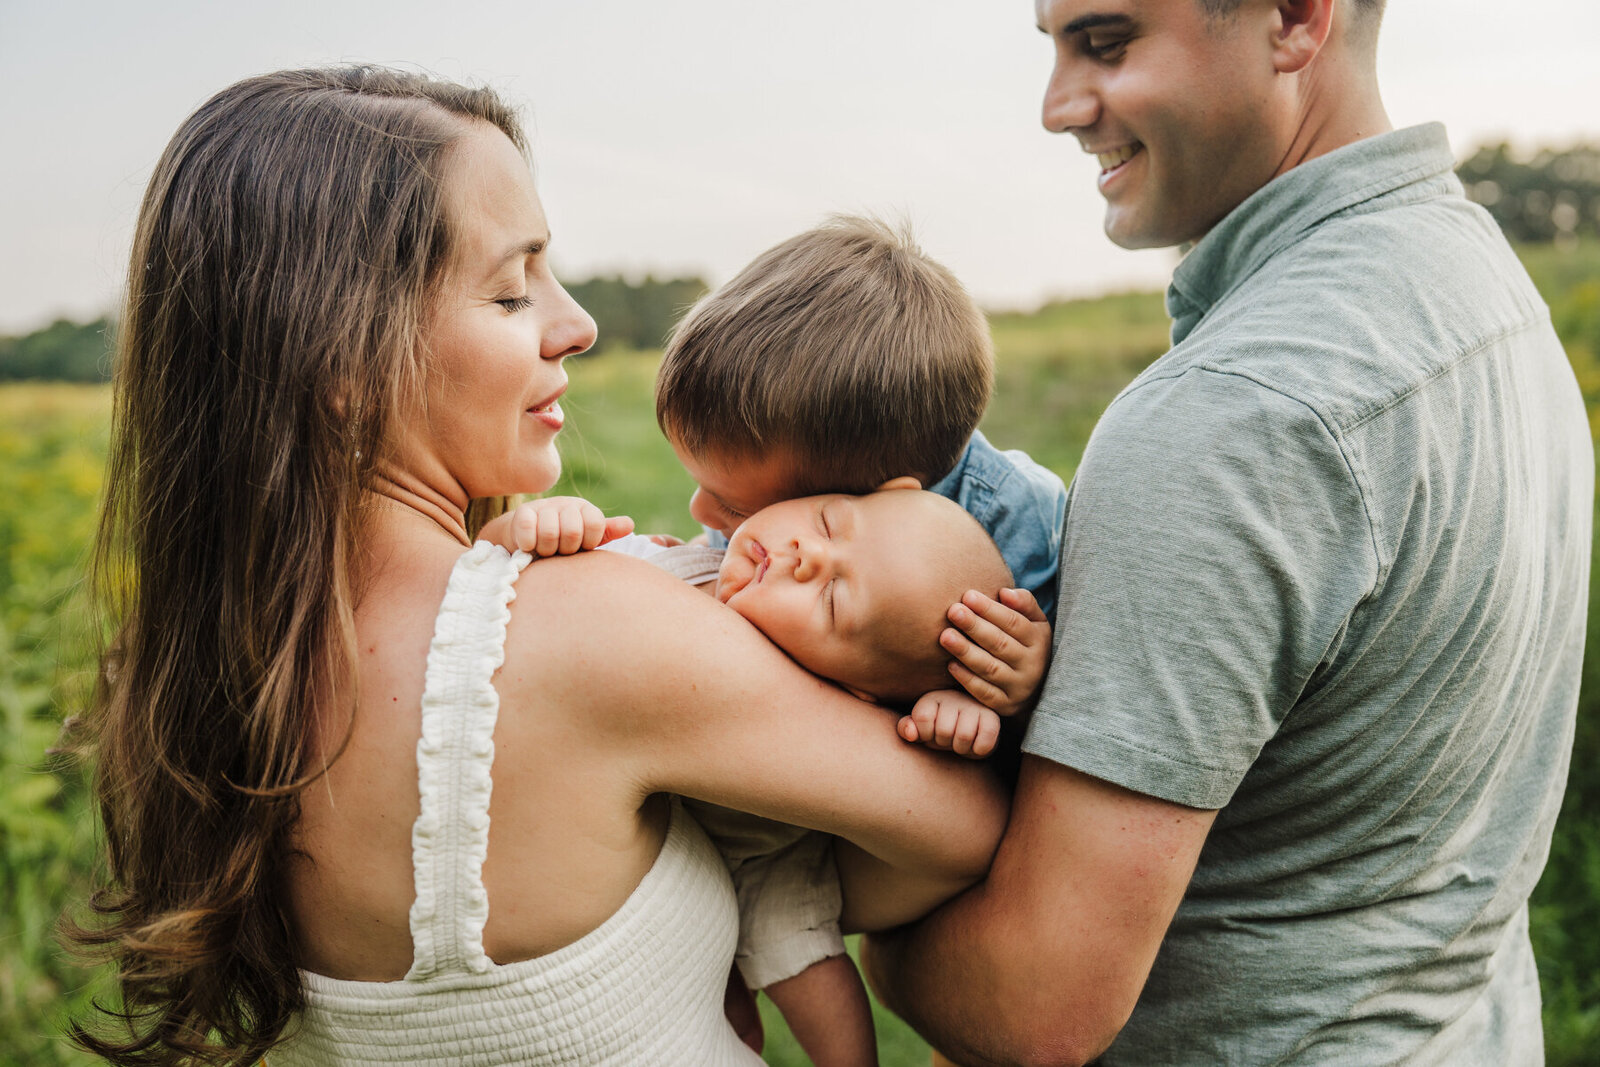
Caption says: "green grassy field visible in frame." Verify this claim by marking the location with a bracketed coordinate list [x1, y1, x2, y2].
[4, 243, 1599, 1064]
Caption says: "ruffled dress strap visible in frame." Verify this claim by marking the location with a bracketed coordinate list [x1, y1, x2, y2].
[405, 541, 531, 980]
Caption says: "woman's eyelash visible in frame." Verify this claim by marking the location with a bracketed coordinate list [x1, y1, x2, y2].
[497, 295, 534, 313]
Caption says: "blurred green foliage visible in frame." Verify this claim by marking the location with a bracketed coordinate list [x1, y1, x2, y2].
[3, 244, 1598, 1065]
[562, 275, 708, 355]
[1460, 143, 1600, 245]
[0, 319, 113, 383]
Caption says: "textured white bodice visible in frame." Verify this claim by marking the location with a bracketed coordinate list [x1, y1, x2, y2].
[274, 543, 762, 1065]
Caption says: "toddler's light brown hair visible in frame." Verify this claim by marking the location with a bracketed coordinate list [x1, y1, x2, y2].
[656, 216, 993, 492]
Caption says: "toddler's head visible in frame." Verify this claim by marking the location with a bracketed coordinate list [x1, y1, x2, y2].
[715, 489, 1013, 704]
[655, 216, 994, 537]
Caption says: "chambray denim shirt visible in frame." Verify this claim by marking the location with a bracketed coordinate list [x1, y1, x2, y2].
[926, 430, 1067, 622]
[1028, 124, 1591, 1065]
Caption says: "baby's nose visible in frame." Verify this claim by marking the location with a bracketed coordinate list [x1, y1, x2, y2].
[790, 537, 830, 583]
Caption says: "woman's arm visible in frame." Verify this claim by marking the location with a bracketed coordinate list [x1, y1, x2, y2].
[502, 550, 1010, 926]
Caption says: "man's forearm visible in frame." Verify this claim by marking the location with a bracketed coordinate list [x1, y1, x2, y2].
[862, 759, 1217, 1067]
[862, 901, 1014, 1066]
[861, 884, 1107, 1067]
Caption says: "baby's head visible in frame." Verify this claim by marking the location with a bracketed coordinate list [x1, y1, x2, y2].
[655, 216, 994, 538]
[715, 488, 1013, 705]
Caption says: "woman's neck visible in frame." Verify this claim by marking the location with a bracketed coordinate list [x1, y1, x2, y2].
[362, 474, 472, 546]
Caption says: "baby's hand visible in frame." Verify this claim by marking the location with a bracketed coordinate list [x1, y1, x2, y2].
[898, 690, 1002, 759]
[481, 496, 634, 558]
[940, 588, 1051, 719]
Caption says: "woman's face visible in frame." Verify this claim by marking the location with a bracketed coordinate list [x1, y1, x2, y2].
[403, 123, 597, 505]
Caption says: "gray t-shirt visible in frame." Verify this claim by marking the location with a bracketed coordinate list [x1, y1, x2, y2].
[1024, 125, 1591, 1064]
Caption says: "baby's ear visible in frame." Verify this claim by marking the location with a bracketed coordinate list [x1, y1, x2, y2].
[842, 682, 880, 704]
[876, 476, 922, 491]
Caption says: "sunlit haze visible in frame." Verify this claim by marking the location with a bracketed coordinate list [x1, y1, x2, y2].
[1, 0, 1597, 333]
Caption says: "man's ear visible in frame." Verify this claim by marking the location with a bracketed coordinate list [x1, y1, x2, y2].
[1271, 0, 1335, 74]
[876, 476, 923, 491]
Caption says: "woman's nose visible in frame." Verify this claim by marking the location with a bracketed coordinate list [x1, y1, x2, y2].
[543, 281, 599, 359]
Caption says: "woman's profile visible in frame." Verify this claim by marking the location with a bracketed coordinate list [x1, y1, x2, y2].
[67, 67, 1006, 1065]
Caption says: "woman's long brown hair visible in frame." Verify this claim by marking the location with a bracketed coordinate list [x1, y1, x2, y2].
[64, 67, 524, 1065]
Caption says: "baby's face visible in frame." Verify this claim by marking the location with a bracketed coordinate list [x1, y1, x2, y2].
[716, 490, 953, 695]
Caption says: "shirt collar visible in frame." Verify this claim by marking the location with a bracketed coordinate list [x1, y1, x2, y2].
[1166, 123, 1459, 345]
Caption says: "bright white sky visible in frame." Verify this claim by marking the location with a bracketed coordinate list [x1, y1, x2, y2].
[2, 0, 1597, 334]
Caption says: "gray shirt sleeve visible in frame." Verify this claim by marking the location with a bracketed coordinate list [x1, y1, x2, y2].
[1023, 367, 1380, 809]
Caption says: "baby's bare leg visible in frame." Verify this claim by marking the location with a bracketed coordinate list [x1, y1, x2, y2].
[764, 952, 878, 1067]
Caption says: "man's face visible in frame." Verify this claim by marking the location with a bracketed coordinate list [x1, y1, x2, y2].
[1035, 0, 1291, 249]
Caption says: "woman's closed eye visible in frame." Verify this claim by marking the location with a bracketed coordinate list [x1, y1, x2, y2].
[497, 295, 534, 313]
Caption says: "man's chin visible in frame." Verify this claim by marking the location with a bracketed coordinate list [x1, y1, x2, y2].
[1103, 210, 1181, 251]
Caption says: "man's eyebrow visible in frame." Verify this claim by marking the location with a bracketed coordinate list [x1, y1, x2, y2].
[1045, 13, 1133, 35]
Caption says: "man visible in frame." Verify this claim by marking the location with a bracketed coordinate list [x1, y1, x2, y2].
[863, 1, 1592, 1064]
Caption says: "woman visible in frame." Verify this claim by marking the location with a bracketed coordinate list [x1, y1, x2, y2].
[70, 67, 1007, 1065]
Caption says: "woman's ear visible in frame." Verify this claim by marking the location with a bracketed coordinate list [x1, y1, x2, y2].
[876, 476, 923, 491]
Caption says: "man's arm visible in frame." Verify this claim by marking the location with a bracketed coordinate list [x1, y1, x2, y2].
[862, 755, 1216, 1067]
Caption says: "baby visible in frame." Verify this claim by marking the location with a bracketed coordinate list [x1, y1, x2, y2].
[481, 487, 1041, 1067]
[483, 487, 1035, 756]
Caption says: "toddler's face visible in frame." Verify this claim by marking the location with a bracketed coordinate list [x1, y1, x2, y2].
[715, 490, 952, 696]
[670, 442, 806, 539]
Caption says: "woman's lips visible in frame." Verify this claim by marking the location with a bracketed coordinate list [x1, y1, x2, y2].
[527, 391, 565, 430]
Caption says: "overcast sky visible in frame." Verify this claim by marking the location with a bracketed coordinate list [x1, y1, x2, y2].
[2, 0, 1598, 334]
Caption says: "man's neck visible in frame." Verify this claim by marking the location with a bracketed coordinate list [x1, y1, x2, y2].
[1270, 56, 1391, 182]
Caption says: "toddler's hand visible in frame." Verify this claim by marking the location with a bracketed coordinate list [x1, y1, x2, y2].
[898, 690, 1001, 759]
[482, 496, 634, 558]
[941, 588, 1051, 718]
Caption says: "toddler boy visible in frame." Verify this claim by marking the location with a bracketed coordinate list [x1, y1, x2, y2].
[655, 215, 1067, 627]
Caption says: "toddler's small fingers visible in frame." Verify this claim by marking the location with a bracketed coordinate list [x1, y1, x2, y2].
[948, 660, 1009, 713]
[897, 715, 921, 743]
[997, 587, 1048, 624]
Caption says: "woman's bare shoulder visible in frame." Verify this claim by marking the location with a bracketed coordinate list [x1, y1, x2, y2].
[498, 547, 775, 706]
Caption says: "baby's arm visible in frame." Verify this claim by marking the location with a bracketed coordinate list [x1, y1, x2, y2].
[939, 587, 1051, 718]
[477, 496, 634, 557]
[764, 954, 878, 1067]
